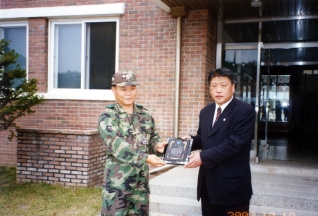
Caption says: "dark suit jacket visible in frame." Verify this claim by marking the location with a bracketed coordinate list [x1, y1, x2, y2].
[191, 98, 255, 205]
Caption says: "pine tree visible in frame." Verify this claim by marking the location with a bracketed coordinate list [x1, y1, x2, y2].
[0, 39, 44, 140]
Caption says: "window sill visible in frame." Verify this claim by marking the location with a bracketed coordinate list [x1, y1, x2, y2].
[38, 89, 115, 101]
[0, 3, 125, 20]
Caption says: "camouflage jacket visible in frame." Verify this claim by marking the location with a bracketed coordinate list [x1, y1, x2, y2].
[98, 103, 161, 191]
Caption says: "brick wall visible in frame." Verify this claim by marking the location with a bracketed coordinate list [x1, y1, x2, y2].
[0, 131, 17, 166]
[16, 128, 105, 186]
[16, 100, 108, 130]
[29, 18, 48, 92]
[205, 12, 217, 103]
[179, 10, 216, 136]
[0, 0, 217, 170]
[121, 0, 177, 138]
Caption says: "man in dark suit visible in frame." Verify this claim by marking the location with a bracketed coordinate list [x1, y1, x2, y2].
[184, 68, 255, 216]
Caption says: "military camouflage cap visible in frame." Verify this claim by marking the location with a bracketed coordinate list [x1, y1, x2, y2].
[112, 71, 139, 86]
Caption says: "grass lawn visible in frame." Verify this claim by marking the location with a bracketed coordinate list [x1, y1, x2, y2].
[0, 166, 101, 216]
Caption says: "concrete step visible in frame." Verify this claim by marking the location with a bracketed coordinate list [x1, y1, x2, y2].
[149, 160, 318, 215]
[249, 205, 318, 216]
[252, 172, 318, 193]
[251, 172, 318, 212]
[150, 194, 201, 215]
[150, 166, 197, 200]
[250, 159, 318, 176]
[150, 204, 318, 216]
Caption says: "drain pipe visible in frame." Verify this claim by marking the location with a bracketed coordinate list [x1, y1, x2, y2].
[174, 16, 182, 138]
[170, 6, 186, 138]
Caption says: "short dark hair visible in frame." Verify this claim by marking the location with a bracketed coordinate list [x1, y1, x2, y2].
[207, 68, 236, 85]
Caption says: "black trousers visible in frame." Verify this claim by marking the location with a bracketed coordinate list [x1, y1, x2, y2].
[200, 179, 250, 216]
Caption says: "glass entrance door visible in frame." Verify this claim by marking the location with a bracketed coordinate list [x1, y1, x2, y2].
[223, 48, 296, 162]
[221, 18, 318, 163]
[223, 49, 258, 157]
[258, 49, 292, 159]
[257, 47, 318, 162]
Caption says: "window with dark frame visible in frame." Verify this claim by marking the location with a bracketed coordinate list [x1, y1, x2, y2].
[53, 21, 116, 90]
[1, 26, 27, 88]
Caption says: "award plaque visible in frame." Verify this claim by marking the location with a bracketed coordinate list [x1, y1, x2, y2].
[162, 138, 193, 165]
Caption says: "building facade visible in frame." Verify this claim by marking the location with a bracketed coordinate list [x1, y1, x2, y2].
[0, 0, 215, 183]
[1, 0, 318, 184]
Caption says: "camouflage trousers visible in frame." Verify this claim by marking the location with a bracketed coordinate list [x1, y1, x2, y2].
[101, 186, 149, 216]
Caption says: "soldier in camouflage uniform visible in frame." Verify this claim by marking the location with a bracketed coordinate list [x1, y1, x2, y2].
[98, 71, 167, 216]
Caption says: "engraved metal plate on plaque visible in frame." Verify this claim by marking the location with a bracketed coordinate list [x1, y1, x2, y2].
[162, 138, 193, 165]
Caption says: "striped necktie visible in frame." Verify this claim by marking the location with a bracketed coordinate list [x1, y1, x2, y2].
[213, 107, 222, 126]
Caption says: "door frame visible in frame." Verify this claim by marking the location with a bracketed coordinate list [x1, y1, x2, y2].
[218, 17, 318, 162]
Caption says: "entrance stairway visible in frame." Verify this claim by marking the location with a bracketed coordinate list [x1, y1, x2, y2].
[149, 159, 318, 216]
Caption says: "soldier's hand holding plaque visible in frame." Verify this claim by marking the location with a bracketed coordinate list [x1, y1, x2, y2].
[162, 138, 193, 165]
